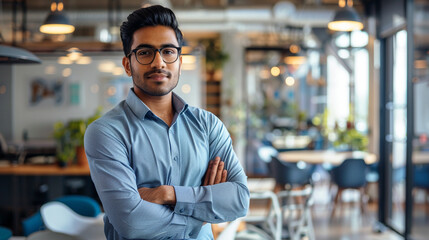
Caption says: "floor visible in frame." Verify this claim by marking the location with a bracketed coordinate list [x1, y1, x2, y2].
[246, 178, 407, 240]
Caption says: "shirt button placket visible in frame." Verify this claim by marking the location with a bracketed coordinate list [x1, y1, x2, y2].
[169, 128, 180, 184]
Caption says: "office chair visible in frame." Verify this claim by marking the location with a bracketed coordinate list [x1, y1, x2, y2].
[414, 164, 429, 218]
[40, 201, 104, 240]
[236, 191, 282, 240]
[0, 226, 12, 240]
[216, 218, 243, 240]
[277, 184, 315, 240]
[330, 158, 368, 218]
[22, 195, 102, 236]
[270, 156, 314, 192]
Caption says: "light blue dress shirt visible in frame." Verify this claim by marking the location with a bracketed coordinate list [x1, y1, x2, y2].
[84, 89, 249, 240]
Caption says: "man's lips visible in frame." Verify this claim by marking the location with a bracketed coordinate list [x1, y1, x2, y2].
[144, 69, 172, 80]
[147, 73, 167, 80]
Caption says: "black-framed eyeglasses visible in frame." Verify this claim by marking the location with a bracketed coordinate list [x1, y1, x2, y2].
[127, 46, 181, 65]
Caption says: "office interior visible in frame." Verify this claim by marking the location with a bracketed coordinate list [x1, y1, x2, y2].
[0, 0, 428, 239]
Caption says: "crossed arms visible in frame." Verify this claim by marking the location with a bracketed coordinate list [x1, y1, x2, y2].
[138, 156, 227, 205]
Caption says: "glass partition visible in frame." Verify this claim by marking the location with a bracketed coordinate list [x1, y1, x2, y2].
[412, 0, 429, 239]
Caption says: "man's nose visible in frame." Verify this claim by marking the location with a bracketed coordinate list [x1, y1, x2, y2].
[151, 51, 165, 68]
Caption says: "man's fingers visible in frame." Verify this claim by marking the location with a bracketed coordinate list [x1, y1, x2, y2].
[203, 160, 212, 186]
[208, 157, 220, 185]
[221, 169, 227, 183]
[214, 161, 224, 184]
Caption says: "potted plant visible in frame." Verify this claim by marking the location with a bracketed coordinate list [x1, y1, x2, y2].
[53, 107, 102, 167]
[333, 121, 368, 151]
[200, 38, 229, 80]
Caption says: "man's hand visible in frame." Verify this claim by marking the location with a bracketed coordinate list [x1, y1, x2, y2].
[203, 156, 227, 186]
[138, 185, 176, 205]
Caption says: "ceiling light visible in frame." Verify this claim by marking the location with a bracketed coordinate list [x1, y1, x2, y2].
[284, 54, 306, 66]
[0, 45, 41, 64]
[285, 76, 295, 86]
[58, 48, 91, 65]
[271, 66, 280, 77]
[328, 0, 363, 32]
[284, 45, 307, 65]
[76, 56, 91, 65]
[40, 1, 75, 34]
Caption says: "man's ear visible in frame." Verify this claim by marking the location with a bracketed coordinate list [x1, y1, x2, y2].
[122, 56, 132, 76]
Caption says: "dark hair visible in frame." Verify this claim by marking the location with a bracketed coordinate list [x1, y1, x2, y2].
[120, 5, 184, 57]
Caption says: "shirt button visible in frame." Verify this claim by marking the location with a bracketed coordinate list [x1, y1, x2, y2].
[179, 208, 184, 213]
[173, 156, 178, 161]
[189, 232, 193, 236]
[214, 215, 219, 219]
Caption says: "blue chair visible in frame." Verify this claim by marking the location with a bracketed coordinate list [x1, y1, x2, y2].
[22, 195, 101, 236]
[0, 226, 12, 240]
[330, 158, 368, 218]
[414, 164, 429, 217]
[270, 156, 314, 192]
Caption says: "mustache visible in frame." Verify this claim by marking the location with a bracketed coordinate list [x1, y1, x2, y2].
[144, 69, 172, 78]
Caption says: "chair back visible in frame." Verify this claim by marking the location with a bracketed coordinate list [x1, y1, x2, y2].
[331, 158, 367, 188]
[22, 195, 101, 236]
[270, 156, 314, 187]
[257, 146, 278, 163]
[0, 226, 12, 240]
[55, 195, 101, 217]
[22, 212, 45, 236]
[414, 164, 429, 188]
[41, 202, 104, 239]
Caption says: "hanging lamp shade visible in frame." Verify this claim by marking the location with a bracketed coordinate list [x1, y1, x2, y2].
[0, 45, 41, 64]
[284, 44, 306, 65]
[328, 7, 363, 32]
[40, 1, 75, 34]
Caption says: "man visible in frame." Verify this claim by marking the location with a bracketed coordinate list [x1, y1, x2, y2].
[84, 5, 249, 240]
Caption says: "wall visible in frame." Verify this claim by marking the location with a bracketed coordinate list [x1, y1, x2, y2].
[221, 31, 246, 167]
[0, 65, 13, 140]
[11, 53, 202, 141]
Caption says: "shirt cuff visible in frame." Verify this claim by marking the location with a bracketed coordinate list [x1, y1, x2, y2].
[173, 186, 195, 216]
[185, 216, 204, 239]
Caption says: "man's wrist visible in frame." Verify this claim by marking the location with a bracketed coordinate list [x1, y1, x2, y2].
[163, 185, 176, 205]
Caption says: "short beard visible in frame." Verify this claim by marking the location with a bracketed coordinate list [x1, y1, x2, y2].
[131, 67, 178, 97]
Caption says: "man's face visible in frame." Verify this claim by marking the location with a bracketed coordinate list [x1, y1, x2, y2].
[123, 25, 182, 97]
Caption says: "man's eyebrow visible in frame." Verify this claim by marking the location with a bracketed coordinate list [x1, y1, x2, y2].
[134, 43, 180, 49]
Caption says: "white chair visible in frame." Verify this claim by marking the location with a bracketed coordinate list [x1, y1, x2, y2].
[277, 184, 315, 240]
[237, 190, 282, 240]
[40, 201, 105, 240]
[216, 218, 242, 240]
[27, 230, 80, 240]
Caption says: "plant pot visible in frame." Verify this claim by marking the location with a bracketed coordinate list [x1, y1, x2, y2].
[58, 161, 68, 168]
[76, 146, 89, 169]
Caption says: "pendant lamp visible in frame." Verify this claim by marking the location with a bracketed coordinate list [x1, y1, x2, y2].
[328, 0, 363, 32]
[40, 0, 75, 34]
[0, 45, 41, 64]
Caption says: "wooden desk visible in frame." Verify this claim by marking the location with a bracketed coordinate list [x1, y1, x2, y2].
[0, 164, 90, 234]
[0, 164, 90, 176]
[277, 150, 377, 166]
[278, 150, 429, 166]
[413, 151, 429, 165]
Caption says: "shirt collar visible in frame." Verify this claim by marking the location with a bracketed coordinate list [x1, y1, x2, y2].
[126, 88, 188, 120]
